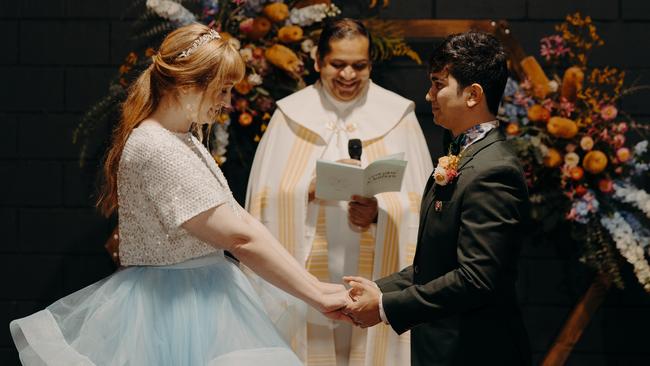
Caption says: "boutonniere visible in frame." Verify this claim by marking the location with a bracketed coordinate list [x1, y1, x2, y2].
[432, 153, 461, 186]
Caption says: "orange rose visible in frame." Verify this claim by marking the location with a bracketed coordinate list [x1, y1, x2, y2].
[245, 17, 272, 40]
[263, 3, 289, 22]
[544, 148, 562, 168]
[234, 79, 253, 95]
[616, 147, 631, 162]
[547, 116, 578, 139]
[569, 166, 584, 181]
[239, 112, 253, 126]
[506, 122, 520, 135]
[278, 25, 304, 43]
[561, 66, 584, 102]
[265, 44, 303, 74]
[582, 150, 608, 174]
[527, 104, 550, 122]
[598, 179, 613, 193]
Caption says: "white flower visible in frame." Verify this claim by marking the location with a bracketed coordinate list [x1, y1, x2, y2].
[288, 4, 340, 27]
[613, 183, 650, 219]
[548, 80, 559, 93]
[601, 212, 650, 291]
[310, 45, 318, 62]
[301, 38, 315, 53]
[227, 37, 241, 50]
[564, 152, 580, 167]
[634, 140, 648, 155]
[530, 136, 541, 147]
[538, 144, 549, 157]
[146, 0, 195, 25]
[580, 136, 594, 151]
[211, 118, 230, 164]
[247, 73, 263, 86]
[433, 167, 449, 186]
[240, 48, 253, 62]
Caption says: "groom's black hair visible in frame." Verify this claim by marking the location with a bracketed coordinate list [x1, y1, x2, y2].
[317, 18, 373, 61]
[429, 32, 508, 116]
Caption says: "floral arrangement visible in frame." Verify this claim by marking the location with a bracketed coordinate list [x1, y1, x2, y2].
[433, 153, 460, 186]
[74, 0, 420, 182]
[499, 13, 650, 291]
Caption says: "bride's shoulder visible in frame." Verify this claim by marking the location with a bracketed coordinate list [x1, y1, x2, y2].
[122, 124, 183, 165]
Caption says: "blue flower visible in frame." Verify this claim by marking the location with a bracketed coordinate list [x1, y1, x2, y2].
[503, 103, 519, 121]
[504, 78, 519, 98]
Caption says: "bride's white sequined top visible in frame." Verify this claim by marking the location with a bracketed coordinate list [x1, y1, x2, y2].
[117, 124, 240, 265]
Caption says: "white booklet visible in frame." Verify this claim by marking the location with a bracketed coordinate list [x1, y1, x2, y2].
[315, 152, 407, 201]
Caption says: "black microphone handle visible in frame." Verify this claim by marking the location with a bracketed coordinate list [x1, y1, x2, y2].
[348, 138, 362, 160]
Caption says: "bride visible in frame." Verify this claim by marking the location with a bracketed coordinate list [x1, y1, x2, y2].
[10, 23, 350, 365]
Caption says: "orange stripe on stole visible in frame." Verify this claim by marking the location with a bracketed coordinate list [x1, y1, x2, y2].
[365, 138, 404, 366]
[249, 186, 269, 220]
[278, 126, 318, 255]
[305, 205, 337, 365]
[406, 191, 421, 264]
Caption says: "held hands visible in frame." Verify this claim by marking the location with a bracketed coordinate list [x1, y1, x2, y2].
[317, 281, 355, 324]
[342, 276, 382, 328]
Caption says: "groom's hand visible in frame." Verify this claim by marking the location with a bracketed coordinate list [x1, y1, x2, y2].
[343, 276, 382, 328]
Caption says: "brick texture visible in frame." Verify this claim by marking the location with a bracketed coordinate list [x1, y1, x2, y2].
[528, 0, 619, 20]
[2, 1, 650, 365]
[437, 0, 527, 19]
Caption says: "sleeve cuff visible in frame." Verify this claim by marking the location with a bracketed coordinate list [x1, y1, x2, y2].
[377, 288, 389, 324]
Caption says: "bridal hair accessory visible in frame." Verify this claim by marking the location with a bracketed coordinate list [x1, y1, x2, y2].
[177, 29, 221, 59]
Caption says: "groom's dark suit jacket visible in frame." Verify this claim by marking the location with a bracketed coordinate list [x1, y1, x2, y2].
[376, 128, 531, 366]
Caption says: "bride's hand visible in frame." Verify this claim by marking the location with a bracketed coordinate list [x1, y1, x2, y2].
[318, 281, 346, 295]
[317, 288, 350, 313]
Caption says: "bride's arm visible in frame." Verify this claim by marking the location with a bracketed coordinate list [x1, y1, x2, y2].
[182, 204, 348, 312]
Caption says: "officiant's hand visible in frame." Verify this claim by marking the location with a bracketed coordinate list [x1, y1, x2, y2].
[342, 276, 382, 328]
[308, 175, 317, 202]
[348, 195, 378, 229]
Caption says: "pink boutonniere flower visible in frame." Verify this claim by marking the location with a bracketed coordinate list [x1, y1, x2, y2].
[433, 153, 461, 186]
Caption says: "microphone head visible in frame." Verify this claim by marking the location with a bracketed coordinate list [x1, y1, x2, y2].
[348, 138, 362, 160]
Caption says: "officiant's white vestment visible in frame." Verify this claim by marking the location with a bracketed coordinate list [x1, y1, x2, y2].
[246, 81, 433, 366]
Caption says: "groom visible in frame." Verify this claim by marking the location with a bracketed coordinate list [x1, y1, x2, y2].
[342, 32, 532, 365]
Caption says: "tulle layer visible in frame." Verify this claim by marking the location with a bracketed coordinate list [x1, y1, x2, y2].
[10, 254, 302, 366]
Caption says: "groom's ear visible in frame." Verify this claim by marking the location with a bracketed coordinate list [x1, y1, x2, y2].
[465, 83, 484, 108]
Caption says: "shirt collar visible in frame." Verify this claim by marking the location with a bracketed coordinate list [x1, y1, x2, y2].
[460, 120, 499, 152]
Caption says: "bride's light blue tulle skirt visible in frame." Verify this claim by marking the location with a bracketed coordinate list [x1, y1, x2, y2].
[10, 253, 302, 365]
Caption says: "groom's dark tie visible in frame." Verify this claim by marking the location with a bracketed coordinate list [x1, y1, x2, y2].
[449, 133, 466, 155]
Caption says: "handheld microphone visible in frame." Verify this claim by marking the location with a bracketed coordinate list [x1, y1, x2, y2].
[348, 138, 362, 161]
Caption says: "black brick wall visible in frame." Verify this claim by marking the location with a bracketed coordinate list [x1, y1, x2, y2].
[2, 1, 649, 365]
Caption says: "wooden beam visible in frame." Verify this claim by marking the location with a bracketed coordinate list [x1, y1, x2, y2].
[388, 19, 494, 38]
[387, 19, 528, 80]
[541, 275, 611, 366]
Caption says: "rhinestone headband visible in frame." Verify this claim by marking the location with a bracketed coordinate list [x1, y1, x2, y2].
[177, 29, 221, 59]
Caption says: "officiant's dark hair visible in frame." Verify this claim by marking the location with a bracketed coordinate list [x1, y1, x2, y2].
[429, 32, 508, 116]
[317, 18, 373, 61]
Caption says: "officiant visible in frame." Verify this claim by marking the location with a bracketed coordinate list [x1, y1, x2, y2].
[245, 18, 433, 366]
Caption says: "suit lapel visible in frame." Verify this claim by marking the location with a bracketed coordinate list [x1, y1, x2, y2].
[415, 128, 506, 248]
[457, 127, 505, 171]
